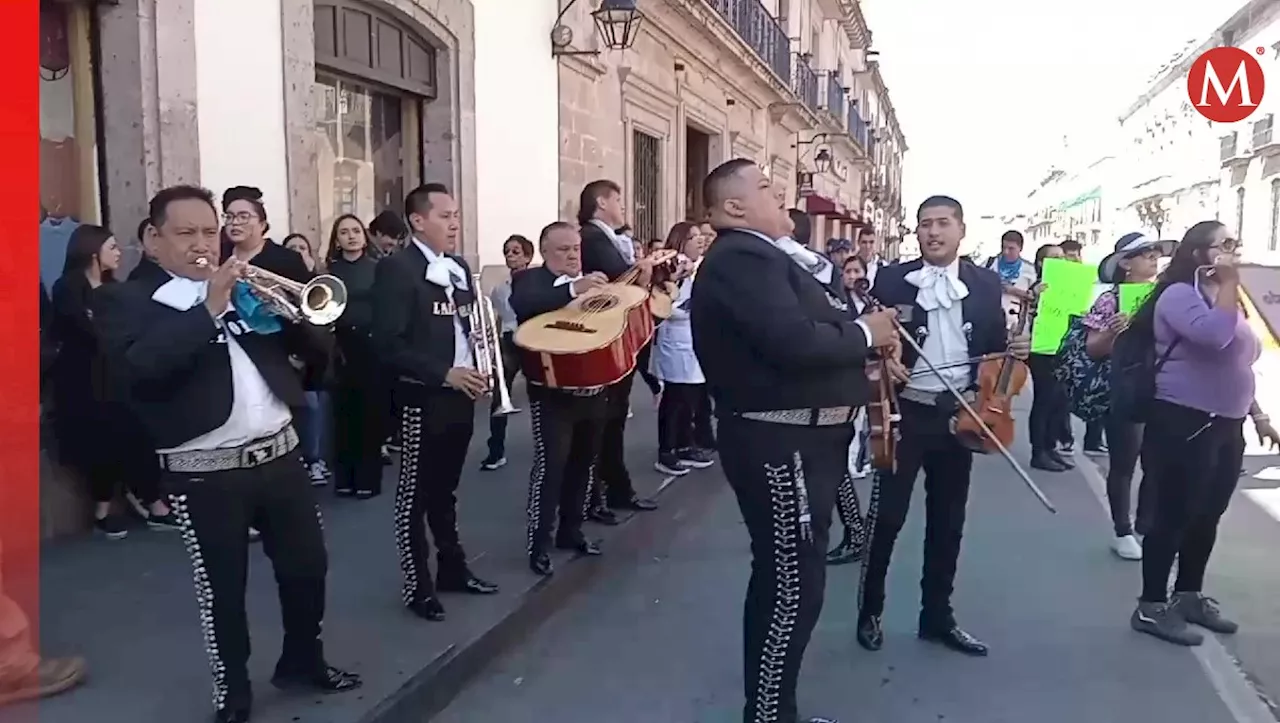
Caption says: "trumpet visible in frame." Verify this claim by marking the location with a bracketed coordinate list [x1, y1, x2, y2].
[195, 257, 348, 325]
[471, 272, 519, 416]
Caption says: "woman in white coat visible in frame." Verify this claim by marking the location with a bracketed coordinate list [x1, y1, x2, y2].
[652, 222, 716, 476]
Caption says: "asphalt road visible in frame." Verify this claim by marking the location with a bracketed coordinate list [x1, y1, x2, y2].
[436, 398, 1280, 723]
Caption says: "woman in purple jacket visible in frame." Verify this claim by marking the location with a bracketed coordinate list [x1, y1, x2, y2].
[1126, 220, 1279, 646]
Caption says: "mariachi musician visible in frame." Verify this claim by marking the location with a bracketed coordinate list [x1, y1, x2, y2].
[576, 179, 659, 521]
[371, 183, 499, 623]
[510, 221, 611, 576]
[856, 195, 1030, 658]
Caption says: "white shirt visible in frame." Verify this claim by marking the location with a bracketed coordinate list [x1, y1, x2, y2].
[490, 279, 517, 333]
[905, 259, 972, 394]
[987, 255, 1037, 327]
[863, 256, 886, 288]
[150, 275, 292, 452]
[413, 238, 475, 370]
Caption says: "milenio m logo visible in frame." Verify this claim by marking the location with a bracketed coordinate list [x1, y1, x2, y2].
[1187, 46, 1266, 123]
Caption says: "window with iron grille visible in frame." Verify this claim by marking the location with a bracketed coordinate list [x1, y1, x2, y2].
[1270, 179, 1280, 251]
[632, 130, 662, 243]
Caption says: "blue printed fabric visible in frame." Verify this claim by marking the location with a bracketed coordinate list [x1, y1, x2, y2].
[231, 281, 283, 335]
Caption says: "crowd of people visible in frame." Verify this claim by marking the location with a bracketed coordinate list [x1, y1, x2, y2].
[12, 161, 1277, 723]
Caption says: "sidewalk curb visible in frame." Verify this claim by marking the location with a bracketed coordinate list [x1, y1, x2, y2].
[356, 472, 725, 723]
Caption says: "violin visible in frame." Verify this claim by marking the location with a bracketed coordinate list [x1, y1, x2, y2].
[952, 298, 1031, 454]
[646, 253, 686, 320]
[853, 279, 901, 472]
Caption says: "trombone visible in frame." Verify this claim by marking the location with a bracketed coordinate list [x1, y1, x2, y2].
[471, 273, 519, 416]
[196, 258, 348, 325]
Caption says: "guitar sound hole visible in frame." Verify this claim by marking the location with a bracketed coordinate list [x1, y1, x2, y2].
[580, 295, 619, 313]
[545, 321, 595, 333]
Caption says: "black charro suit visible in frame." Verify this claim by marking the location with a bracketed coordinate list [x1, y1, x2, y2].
[856, 256, 1007, 657]
[690, 227, 872, 723]
[94, 268, 351, 719]
[371, 241, 497, 612]
[509, 265, 607, 574]
[578, 220, 653, 516]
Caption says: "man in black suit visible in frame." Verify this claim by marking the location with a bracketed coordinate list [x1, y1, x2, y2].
[509, 221, 610, 576]
[576, 179, 658, 523]
[94, 185, 361, 723]
[372, 183, 500, 622]
[691, 159, 896, 723]
[856, 195, 1028, 658]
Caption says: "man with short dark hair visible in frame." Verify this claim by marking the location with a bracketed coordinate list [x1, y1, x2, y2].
[576, 179, 659, 523]
[510, 221, 610, 575]
[96, 185, 360, 723]
[372, 183, 500, 623]
[693, 159, 897, 723]
[986, 229, 1036, 326]
[1058, 238, 1083, 262]
[855, 224, 886, 286]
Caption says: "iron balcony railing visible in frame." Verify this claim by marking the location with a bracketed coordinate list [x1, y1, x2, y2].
[794, 55, 818, 112]
[823, 71, 845, 117]
[848, 104, 869, 149]
[707, 0, 791, 84]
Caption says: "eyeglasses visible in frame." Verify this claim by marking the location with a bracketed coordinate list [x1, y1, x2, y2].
[222, 212, 258, 225]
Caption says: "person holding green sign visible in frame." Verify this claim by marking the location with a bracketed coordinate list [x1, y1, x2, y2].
[1025, 244, 1075, 472]
[1081, 233, 1173, 562]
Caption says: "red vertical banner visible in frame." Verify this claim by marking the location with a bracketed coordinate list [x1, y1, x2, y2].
[0, 0, 43, 670]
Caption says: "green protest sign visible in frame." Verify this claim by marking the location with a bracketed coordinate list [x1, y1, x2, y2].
[1118, 283, 1155, 316]
[1030, 258, 1098, 355]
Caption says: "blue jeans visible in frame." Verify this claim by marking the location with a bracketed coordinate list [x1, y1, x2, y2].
[298, 391, 331, 463]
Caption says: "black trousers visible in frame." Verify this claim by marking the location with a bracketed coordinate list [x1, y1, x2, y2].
[657, 381, 716, 453]
[636, 343, 662, 396]
[1104, 413, 1154, 537]
[393, 390, 475, 603]
[588, 371, 639, 508]
[859, 399, 973, 630]
[1027, 353, 1069, 453]
[165, 445, 328, 712]
[485, 332, 523, 459]
[333, 379, 386, 495]
[526, 385, 606, 554]
[1140, 400, 1245, 602]
[720, 416, 850, 723]
[833, 471, 865, 546]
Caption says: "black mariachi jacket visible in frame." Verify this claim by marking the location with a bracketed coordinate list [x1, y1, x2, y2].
[868, 257, 1007, 390]
[580, 221, 631, 281]
[93, 272, 333, 449]
[370, 244, 476, 404]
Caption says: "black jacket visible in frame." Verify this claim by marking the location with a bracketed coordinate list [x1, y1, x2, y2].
[127, 255, 170, 285]
[94, 272, 333, 449]
[509, 265, 573, 325]
[868, 257, 1007, 389]
[690, 228, 871, 414]
[370, 244, 476, 403]
[329, 253, 379, 381]
[580, 222, 631, 281]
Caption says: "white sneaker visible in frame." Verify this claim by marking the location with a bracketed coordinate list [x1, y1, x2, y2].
[1112, 534, 1143, 560]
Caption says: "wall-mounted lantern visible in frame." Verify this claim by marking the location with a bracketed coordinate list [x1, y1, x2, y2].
[551, 0, 643, 57]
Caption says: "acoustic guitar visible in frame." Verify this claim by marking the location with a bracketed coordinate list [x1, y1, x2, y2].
[515, 250, 676, 389]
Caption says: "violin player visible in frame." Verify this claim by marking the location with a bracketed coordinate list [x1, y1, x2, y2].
[856, 195, 1030, 658]
[691, 160, 898, 723]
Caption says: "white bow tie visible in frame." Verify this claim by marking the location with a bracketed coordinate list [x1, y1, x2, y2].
[905, 264, 969, 311]
[152, 276, 209, 311]
[774, 236, 833, 284]
[553, 273, 582, 287]
[425, 255, 468, 291]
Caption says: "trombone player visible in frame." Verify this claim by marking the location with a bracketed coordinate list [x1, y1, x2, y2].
[95, 185, 361, 723]
[371, 183, 500, 625]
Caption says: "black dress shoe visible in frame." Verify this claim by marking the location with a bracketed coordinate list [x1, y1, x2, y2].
[407, 596, 446, 621]
[610, 496, 658, 511]
[529, 552, 554, 576]
[588, 506, 622, 525]
[856, 615, 883, 651]
[825, 538, 863, 565]
[804, 718, 840, 723]
[214, 706, 251, 723]
[1048, 449, 1075, 469]
[918, 625, 989, 656]
[1030, 450, 1069, 472]
[271, 664, 363, 693]
[556, 537, 602, 556]
[438, 573, 500, 595]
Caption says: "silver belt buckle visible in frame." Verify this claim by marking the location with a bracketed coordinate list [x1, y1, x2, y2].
[241, 437, 277, 467]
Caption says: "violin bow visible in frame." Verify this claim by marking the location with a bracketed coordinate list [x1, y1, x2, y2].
[893, 326, 1057, 514]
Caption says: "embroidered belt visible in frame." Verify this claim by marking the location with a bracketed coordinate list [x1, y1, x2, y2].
[899, 387, 976, 407]
[738, 406, 857, 427]
[157, 426, 299, 474]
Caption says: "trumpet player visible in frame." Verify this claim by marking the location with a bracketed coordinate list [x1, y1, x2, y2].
[371, 183, 500, 623]
[95, 186, 361, 723]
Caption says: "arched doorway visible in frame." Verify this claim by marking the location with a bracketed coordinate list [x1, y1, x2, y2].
[312, 0, 436, 257]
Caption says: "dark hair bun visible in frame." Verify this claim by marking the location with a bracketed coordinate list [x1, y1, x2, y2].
[222, 185, 264, 210]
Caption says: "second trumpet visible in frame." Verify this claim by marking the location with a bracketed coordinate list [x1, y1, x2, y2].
[471, 273, 519, 416]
